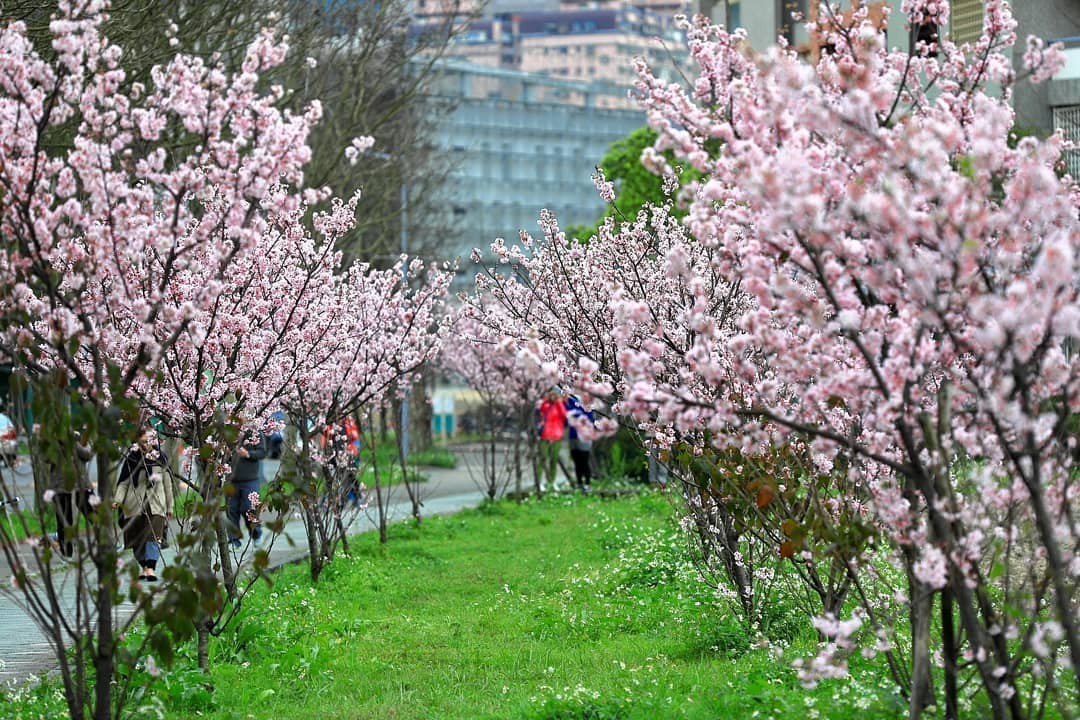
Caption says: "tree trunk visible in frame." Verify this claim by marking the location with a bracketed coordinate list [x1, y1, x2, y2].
[194, 458, 223, 671]
[197, 620, 211, 672]
[217, 515, 238, 601]
[377, 479, 388, 544]
[486, 403, 496, 498]
[397, 397, 422, 524]
[1025, 477, 1080, 689]
[941, 586, 958, 720]
[304, 500, 324, 583]
[410, 367, 433, 454]
[907, 572, 936, 719]
[367, 441, 388, 544]
[92, 461, 117, 720]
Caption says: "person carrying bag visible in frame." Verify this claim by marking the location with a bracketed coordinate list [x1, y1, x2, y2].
[113, 426, 173, 583]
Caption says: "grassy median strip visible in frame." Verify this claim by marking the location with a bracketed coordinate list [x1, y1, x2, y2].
[163, 492, 903, 720]
[4, 491, 905, 719]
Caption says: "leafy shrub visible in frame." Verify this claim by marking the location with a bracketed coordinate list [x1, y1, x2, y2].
[593, 427, 648, 483]
[410, 446, 457, 468]
[527, 695, 631, 720]
[700, 616, 752, 659]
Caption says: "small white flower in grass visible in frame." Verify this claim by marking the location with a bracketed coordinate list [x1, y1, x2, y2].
[305, 56, 318, 69]
[42, 489, 55, 503]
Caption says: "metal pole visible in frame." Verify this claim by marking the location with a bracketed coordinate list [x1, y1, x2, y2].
[400, 182, 409, 463]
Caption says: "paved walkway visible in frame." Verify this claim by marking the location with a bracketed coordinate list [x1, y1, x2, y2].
[0, 444, 519, 686]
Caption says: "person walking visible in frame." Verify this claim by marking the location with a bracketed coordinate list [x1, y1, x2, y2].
[537, 386, 568, 492]
[226, 429, 268, 548]
[320, 416, 363, 507]
[114, 426, 172, 582]
[47, 432, 94, 558]
[565, 394, 595, 493]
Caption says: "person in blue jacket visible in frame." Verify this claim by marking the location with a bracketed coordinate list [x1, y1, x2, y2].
[564, 394, 595, 493]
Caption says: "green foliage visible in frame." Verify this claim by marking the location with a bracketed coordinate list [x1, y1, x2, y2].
[409, 445, 457, 468]
[0, 671, 70, 718]
[567, 126, 698, 242]
[0, 504, 52, 541]
[593, 426, 648, 483]
[115, 493, 905, 718]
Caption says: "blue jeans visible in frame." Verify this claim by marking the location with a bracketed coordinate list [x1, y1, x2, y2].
[138, 539, 161, 569]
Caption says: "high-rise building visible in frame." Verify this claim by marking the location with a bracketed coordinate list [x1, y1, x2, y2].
[411, 1, 692, 271]
[434, 4, 689, 97]
[425, 61, 644, 274]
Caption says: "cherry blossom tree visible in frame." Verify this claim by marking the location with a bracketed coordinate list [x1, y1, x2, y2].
[619, 3, 1078, 715]
[0, 3, 341, 716]
[441, 307, 554, 499]
[463, 189, 861, 634]
[470, 1, 1078, 717]
[276, 255, 451, 569]
[118, 188, 371, 668]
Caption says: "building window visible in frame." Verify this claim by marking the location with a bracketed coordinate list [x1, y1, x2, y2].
[501, 143, 512, 181]
[1053, 105, 1080, 178]
[950, 0, 983, 45]
[778, 0, 808, 45]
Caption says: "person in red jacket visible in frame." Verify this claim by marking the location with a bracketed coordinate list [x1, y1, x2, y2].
[321, 416, 363, 507]
[537, 386, 568, 491]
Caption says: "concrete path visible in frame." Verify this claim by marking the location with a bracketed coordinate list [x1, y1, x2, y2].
[0, 444, 520, 687]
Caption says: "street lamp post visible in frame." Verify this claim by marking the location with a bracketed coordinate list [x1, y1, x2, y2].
[399, 181, 409, 464]
[369, 151, 410, 464]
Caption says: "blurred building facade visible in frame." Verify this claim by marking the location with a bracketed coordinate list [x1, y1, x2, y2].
[411, 1, 691, 270]
[426, 61, 643, 273]
[438, 4, 687, 93]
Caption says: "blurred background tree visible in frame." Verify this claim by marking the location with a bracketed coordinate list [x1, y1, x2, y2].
[3, 0, 474, 266]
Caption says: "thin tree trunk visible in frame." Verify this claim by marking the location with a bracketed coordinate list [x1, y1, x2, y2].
[304, 500, 323, 582]
[908, 572, 936, 719]
[194, 458, 220, 672]
[197, 619, 211, 672]
[397, 406, 421, 525]
[92, 461, 116, 720]
[942, 586, 958, 720]
[487, 405, 497, 500]
[411, 367, 433, 454]
[1025, 477, 1080, 688]
[217, 515, 238, 600]
[367, 432, 388, 543]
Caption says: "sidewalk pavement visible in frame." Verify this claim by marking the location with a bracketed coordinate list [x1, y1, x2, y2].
[0, 445, 511, 687]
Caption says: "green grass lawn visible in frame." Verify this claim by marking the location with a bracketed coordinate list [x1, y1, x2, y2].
[150, 492, 902, 720]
